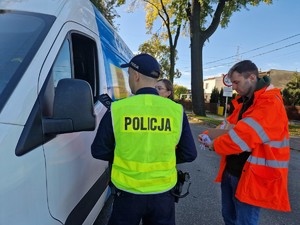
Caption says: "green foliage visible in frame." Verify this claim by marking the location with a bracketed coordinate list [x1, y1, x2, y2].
[144, 0, 189, 34]
[141, 0, 189, 83]
[138, 34, 181, 79]
[90, 0, 122, 28]
[174, 84, 189, 100]
[289, 124, 300, 137]
[282, 73, 300, 106]
[186, 113, 223, 127]
[210, 87, 219, 103]
[188, 0, 273, 116]
[219, 88, 225, 106]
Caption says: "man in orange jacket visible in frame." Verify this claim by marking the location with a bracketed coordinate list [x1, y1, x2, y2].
[199, 60, 290, 225]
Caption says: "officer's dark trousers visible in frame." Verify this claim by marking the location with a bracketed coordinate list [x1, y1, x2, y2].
[108, 190, 175, 225]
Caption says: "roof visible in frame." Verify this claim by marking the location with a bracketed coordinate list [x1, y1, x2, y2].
[259, 69, 300, 89]
[0, 0, 67, 16]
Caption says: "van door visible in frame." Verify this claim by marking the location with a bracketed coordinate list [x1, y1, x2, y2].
[38, 22, 109, 224]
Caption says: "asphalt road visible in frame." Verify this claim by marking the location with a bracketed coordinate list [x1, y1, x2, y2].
[95, 123, 300, 225]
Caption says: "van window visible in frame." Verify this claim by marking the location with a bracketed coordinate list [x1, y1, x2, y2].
[0, 10, 55, 112]
[15, 32, 98, 155]
[41, 33, 98, 117]
[72, 33, 99, 97]
[50, 33, 98, 95]
[52, 40, 72, 87]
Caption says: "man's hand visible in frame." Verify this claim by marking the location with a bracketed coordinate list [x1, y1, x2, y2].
[198, 134, 214, 151]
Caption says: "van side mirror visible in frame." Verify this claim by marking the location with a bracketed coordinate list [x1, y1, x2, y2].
[43, 79, 96, 134]
[16, 79, 96, 156]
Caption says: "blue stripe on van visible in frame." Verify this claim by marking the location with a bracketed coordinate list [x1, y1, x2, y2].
[93, 5, 133, 101]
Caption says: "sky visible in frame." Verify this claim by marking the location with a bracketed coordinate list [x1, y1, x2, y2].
[115, 0, 300, 89]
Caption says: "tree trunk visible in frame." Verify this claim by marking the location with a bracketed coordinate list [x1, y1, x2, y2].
[190, 0, 206, 116]
[169, 46, 176, 83]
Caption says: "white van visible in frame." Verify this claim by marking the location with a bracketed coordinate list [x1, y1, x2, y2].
[0, 0, 132, 224]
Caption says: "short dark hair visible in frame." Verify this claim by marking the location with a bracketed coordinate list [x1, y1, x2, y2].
[227, 60, 258, 79]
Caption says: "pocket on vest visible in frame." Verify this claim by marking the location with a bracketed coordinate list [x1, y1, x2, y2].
[240, 165, 282, 202]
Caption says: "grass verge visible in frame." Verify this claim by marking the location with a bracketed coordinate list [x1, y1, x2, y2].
[187, 114, 222, 128]
[188, 113, 300, 137]
[289, 124, 300, 137]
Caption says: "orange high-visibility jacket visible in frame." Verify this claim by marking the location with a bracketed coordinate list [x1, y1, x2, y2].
[214, 85, 291, 212]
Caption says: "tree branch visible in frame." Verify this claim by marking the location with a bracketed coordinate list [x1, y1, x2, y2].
[203, 0, 227, 39]
[186, 2, 191, 22]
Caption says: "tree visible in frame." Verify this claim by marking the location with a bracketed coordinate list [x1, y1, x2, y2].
[134, 0, 189, 83]
[210, 87, 219, 103]
[219, 88, 225, 106]
[282, 73, 300, 106]
[174, 84, 189, 100]
[187, 0, 272, 116]
[138, 34, 181, 79]
[91, 0, 121, 28]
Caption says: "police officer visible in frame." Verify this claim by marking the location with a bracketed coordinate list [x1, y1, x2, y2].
[91, 53, 197, 225]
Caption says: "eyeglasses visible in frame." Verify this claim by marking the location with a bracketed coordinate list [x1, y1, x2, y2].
[155, 86, 167, 91]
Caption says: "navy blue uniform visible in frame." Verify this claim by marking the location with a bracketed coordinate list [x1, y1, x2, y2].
[91, 87, 197, 225]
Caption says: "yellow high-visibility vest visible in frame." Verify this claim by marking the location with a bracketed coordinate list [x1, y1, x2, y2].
[111, 94, 183, 194]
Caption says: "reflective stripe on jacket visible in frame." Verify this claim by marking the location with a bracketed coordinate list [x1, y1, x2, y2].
[214, 85, 291, 211]
[111, 94, 183, 194]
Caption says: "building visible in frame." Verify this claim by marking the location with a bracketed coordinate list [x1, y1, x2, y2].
[203, 69, 299, 102]
[203, 75, 224, 102]
[259, 69, 299, 89]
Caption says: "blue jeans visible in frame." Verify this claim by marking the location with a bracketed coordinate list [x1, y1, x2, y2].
[221, 170, 260, 225]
